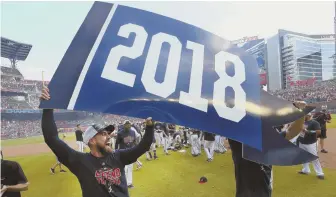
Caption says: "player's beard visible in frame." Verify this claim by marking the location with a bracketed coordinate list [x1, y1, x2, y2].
[98, 145, 113, 155]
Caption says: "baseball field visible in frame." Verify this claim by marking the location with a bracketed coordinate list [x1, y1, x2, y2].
[2, 115, 336, 197]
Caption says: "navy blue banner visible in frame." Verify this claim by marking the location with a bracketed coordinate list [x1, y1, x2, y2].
[40, 1, 317, 165]
[40, 2, 262, 149]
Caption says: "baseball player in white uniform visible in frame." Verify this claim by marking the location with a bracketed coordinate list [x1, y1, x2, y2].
[214, 135, 227, 153]
[146, 134, 158, 160]
[115, 120, 142, 188]
[203, 132, 216, 162]
[50, 133, 67, 174]
[75, 125, 84, 152]
[190, 130, 201, 156]
[297, 113, 325, 179]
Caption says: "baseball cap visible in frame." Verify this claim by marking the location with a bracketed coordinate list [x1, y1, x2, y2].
[199, 176, 208, 184]
[123, 120, 131, 125]
[83, 123, 115, 145]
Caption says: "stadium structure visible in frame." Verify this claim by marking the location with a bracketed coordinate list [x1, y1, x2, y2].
[266, 30, 336, 91]
[231, 36, 267, 86]
[0, 37, 132, 139]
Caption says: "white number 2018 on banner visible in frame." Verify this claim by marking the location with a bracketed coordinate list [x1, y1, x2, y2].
[101, 23, 247, 123]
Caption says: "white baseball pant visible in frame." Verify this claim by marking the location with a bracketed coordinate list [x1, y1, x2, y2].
[191, 134, 201, 155]
[168, 135, 173, 148]
[174, 135, 181, 144]
[125, 163, 134, 186]
[204, 140, 215, 160]
[154, 132, 160, 147]
[76, 141, 84, 152]
[214, 136, 227, 153]
[187, 132, 192, 144]
[159, 133, 165, 146]
[299, 142, 324, 176]
[163, 137, 169, 154]
[146, 143, 157, 159]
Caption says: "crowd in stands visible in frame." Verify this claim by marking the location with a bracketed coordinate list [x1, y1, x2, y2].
[1, 66, 23, 77]
[1, 120, 41, 139]
[1, 66, 49, 110]
[1, 80, 37, 92]
[1, 78, 47, 94]
[272, 79, 336, 103]
[1, 96, 33, 109]
[1, 115, 143, 139]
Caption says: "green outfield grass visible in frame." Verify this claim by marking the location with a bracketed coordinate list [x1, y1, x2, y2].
[327, 114, 336, 129]
[7, 148, 336, 197]
[2, 114, 336, 148]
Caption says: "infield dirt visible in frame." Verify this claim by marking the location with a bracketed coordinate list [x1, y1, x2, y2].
[3, 129, 336, 169]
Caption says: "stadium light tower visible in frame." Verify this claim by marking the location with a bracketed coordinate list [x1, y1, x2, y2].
[1, 37, 32, 68]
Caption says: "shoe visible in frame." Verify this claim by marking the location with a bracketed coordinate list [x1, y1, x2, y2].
[50, 168, 55, 174]
[321, 149, 328, 153]
[298, 171, 309, 175]
[206, 158, 212, 162]
[146, 158, 152, 161]
[128, 184, 134, 189]
[154, 156, 158, 160]
[317, 175, 325, 180]
[165, 152, 170, 155]
[60, 170, 66, 173]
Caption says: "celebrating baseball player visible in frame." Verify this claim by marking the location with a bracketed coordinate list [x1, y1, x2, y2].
[202, 132, 216, 162]
[190, 129, 201, 156]
[40, 86, 154, 197]
[75, 124, 84, 152]
[114, 120, 142, 189]
[214, 135, 227, 154]
[146, 134, 158, 160]
[154, 121, 170, 155]
[297, 112, 325, 179]
[50, 133, 67, 174]
[313, 105, 332, 153]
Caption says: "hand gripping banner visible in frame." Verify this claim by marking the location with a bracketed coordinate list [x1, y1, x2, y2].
[39, 1, 317, 165]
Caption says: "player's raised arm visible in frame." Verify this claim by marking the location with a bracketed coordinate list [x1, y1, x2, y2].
[117, 118, 154, 166]
[40, 86, 78, 168]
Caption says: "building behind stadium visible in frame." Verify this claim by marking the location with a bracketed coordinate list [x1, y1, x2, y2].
[233, 30, 336, 92]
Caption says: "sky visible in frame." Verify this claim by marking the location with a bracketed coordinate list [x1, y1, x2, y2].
[1, 1, 334, 81]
